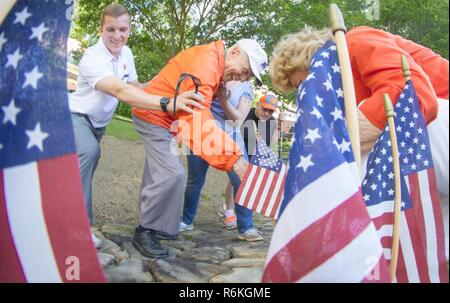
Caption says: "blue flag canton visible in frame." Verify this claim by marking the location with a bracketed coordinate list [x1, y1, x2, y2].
[362, 80, 433, 210]
[282, 40, 355, 210]
[251, 137, 283, 172]
[0, 1, 75, 169]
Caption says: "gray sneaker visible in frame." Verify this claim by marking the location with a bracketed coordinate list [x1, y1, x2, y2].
[237, 229, 263, 242]
[179, 222, 194, 232]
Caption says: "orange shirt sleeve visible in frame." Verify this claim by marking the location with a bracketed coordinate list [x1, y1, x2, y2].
[347, 27, 439, 129]
[173, 42, 242, 172]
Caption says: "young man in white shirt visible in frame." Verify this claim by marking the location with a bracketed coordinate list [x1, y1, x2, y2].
[69, 3, 204, 247]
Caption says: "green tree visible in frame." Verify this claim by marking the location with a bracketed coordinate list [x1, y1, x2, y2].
[70, 0, 448, 107]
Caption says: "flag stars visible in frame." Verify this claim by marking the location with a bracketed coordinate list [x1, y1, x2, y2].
[14, 6, 32, 26]
[409, 122, 415, 128]
[22, 66, 44, 89]
[0, 32, 7, 52]
[2, 99, 21, 126]
[413, 113, 418, 119]
[320, 51, 330, 58]
[323, 79, 333, 91]
[413, 137, 419, 144]
[297, 154, 314, 172]
[401, 201, 406, 210]
[388, 172, 394, 179]
[416, 154, 422, 160]
[335, 87, 344, 98]
[330, 107, 343, 121]
[408, 97, 414, 103]
[30, 22, 49, 42]
[381, 148, 387, 155]
[310, 107, 322, 119]
[26, 123, 49, 152]
[363, 194, 370, 201]
[6, 48, 23, 69]
[339, 139, 351, 153]
[417, 128, 423, 134]
[420, 143, 426, 150]
[370, 183, 377, 191]
[388, 189, 394, 196]
[388, 156, 393, 163]
[304, 128, 321, 144]
[404, 106, 410, 113]
[400, 116, 406, 122]
[423, 159, 430, 166]
[411, 164, 417, 170]
[300, 88, 306, 100]
[405, 131, 411, 138]
[315, 95, 324, 107]
[331, 63, 340, 73]
[313, 60, 323, 68]
[305, 72, 315, 82]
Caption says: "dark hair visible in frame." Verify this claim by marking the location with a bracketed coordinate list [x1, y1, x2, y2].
[100, 3, 130, 26]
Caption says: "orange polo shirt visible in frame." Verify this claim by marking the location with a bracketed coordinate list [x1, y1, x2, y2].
[132, 40, 241, 172]
[346, 26, 448, 129]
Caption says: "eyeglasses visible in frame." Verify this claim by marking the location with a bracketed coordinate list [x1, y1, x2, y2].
[173, 73, 202, 116]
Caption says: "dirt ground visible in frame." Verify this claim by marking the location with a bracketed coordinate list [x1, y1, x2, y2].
[92, 135, 253, 228]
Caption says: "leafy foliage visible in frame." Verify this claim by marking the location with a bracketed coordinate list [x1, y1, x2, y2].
[70, 0, 449, 108]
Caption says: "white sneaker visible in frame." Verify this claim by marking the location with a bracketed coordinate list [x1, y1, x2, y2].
[91, 233, 103, 249]
[237, 229, 263, 242]
[179, 222, 194, 232]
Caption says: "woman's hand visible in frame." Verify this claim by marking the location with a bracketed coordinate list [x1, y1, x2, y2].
[215, 81, 231, 106]
[169, 90, 205, 114]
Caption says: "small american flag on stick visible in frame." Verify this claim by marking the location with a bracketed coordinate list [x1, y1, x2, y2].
[235, 137, 287, 219]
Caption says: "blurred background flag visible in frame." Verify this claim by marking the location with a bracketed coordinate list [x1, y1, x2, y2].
[235, 137, 287, 219]
[262, 41, 389, 282]
[362, 80, 448, 283]
[0, 0, 105, 282]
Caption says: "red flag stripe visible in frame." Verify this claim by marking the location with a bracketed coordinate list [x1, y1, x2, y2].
[38, 155, 105, 282]
[263, 192, 373, 282]
[241, 166, 260, 208]
[0, 171, 26, 283]
[235, 164, 254, 206]
[249, 169, 271, 211]
[405, 174, 431, 282]
[270, 173, 287, 219]
[426, 169, 449, 282]
[256, 170, 277, 215]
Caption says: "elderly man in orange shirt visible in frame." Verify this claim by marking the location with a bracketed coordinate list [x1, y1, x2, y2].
[131, 39, 268, 258]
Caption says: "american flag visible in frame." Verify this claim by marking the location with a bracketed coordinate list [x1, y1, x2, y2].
[262, 40, 389, 282]
[0, 1, 105, 282]
[235, 137, 287, 219]
[362, 80, 448, 283]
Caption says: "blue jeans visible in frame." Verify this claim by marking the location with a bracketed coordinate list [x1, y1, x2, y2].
[182, 120, 252, 233]
[182, 154, 253, 233]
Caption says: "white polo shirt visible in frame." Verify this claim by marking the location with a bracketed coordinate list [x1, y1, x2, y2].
[69, 38, 138, 128]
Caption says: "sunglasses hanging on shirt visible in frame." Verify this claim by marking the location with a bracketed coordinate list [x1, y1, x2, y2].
[172, 73, 202, 116]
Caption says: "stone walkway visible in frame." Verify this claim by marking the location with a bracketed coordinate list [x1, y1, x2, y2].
[93, 217, 274, 283]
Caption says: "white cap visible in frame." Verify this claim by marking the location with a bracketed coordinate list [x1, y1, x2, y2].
[237, 39, 268, 86]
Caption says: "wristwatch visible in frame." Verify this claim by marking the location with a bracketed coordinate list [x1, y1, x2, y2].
[160, 97, 171, 112]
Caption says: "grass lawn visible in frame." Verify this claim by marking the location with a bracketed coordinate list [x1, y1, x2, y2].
[105, 116, 140, 142]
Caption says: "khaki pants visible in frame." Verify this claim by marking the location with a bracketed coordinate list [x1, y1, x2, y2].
[133, 115, 185, 236]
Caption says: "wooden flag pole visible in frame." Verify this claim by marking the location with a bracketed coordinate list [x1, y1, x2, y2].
[329, 3, 361, 177]
[0, 0, 17, 25]
[384, 93, 402, 283]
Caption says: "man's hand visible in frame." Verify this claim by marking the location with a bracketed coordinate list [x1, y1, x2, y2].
[168, 90, 205, 114]
[358, 109, 382, 153]
[232, 156, 248, 180]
